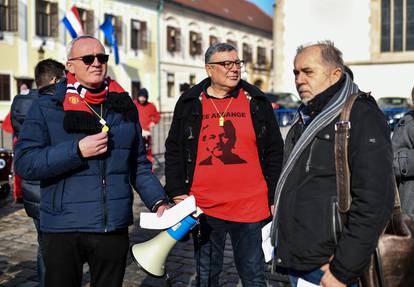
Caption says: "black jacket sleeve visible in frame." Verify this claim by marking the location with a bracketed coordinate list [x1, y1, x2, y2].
[261, 99, 284, 204]
[330, 99, 394, 284]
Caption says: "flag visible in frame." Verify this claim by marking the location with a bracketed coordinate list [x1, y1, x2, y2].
[62, 6, 84, 39]
[100, 15, 119, 65]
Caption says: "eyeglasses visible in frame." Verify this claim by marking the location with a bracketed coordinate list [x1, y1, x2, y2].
[208, 60, 245, 70]
[68, 54, 109, 65]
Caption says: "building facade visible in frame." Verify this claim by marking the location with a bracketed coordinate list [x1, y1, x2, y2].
[0, 0, 274, 119]
[159, 0, 274, 111]
[0, 0, 160, 119]
[273, 0, 414, 101]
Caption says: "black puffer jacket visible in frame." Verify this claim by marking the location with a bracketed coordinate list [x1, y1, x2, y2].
[165, 78, 284, 205]
[11, 85, 53, 219]
[275, 81, 394, 284]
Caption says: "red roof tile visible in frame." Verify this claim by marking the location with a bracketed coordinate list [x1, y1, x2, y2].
[169, 0, 272, 34]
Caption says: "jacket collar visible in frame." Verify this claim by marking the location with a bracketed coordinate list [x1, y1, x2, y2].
[299, 74, 345, 121]
[183, 78, 266, 102]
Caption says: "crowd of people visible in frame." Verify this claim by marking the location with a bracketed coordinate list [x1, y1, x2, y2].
[1, 35, 411, 287]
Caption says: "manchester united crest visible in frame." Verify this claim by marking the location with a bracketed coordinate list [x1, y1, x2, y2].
[69, 96, 80, 104]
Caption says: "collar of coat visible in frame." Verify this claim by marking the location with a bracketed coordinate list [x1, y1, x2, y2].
[181, 78, 268, 102]
[52, 77, 137, 134]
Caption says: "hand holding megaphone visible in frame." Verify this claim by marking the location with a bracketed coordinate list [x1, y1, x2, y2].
[131, 196, 202, 277]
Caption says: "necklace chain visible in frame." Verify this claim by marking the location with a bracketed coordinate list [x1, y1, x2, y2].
[209, 96, 234, 126]
[82, 100, 109, 132]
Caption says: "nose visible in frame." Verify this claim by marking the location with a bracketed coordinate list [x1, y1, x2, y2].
[91, 56, 101, 66]
[295, 72, 305, 86]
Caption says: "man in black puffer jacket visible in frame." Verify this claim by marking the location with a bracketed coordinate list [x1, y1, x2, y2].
[271, 41, 394, 287]
[11, 58, 65, 287]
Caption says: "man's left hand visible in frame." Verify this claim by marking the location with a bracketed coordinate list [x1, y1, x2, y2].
[156, 203, 169, 217]
[320, 264, 346, 287]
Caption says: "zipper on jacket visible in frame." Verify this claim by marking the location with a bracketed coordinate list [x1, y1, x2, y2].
[331, 200, 337, 244]
[305, 141, 316, 172]
[101, 159, 108, 232]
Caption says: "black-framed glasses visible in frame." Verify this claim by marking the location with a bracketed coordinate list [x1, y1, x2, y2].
[69, 54, 109, 65]
[208, 60, 245, 70]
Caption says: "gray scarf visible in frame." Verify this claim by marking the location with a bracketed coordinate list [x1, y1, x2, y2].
[270, 73, 359, 244]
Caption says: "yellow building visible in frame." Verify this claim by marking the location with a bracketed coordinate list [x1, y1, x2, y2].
[0, 0, 160, 119]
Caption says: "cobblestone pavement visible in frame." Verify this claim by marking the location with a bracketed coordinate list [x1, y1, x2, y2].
[0, 165, 289, 287]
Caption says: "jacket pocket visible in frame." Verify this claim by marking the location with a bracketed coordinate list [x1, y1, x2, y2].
[52, 180, 65, 212]
[305, 130, 335, 172]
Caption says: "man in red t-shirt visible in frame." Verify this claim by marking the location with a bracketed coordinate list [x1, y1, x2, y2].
[165, 43, 284, 286]
[133, 88, 160, 162]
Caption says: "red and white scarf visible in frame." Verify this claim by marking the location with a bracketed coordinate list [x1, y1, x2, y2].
[64, 72, 125, 113]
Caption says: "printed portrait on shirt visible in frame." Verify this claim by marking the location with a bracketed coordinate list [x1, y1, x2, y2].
[199, 120, 246, 165]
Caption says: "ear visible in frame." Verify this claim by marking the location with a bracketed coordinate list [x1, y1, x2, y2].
[205, 64, 212, 77]
[66, 61, 75, 74]
[332, 68, 342, 81]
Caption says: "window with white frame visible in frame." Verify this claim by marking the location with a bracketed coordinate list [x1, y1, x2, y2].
[36, 0, 58, 37]
[77, 8, 94, 35]
[0, 0, 18, 32]
[131, 19, 148, 50]
[0, 74, 10, 101]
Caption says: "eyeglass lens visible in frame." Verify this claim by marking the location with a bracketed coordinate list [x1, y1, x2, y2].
[81, 54, 109, 65]
[226, 61, 243, 69]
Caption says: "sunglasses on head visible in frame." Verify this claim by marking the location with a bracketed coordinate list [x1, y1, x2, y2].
[69, 54, 109, 65]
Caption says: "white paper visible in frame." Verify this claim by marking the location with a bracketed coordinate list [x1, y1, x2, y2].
[297, 278, 320, 287]
[261, 222, 274, 262]
[140, 195, 197, 230]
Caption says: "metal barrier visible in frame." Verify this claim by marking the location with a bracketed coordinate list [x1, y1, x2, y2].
[0, 121, 13, 150]
[151, 112, 174, 156]
[382, 108, 409, 131]
[274, 109, 297, 127]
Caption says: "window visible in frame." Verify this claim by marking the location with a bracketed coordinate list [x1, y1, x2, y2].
[227, 39, 237, 48]
[189, 74, 196, 86]
[0, 74, 10, 101]
[77, 8, 94, 35]
[104, 14, 122, 46]
[36, 0, 58, 37]
[189, 31, 202, 56]
[257, 47, 267, 65]
[243, 43, 252, 63]
[270, 49, 274, 69]
[131, 19, 147, 50]
[209, 35, 218, 46]
[381, 0, 414, 52]
[131, 81, 141, 101]
[167, 73, 175, 98]
[167, 26, 181, 52]
[0, 0, 18, 32]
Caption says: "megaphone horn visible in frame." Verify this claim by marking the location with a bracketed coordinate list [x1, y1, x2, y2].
[131, 214, 198, 277]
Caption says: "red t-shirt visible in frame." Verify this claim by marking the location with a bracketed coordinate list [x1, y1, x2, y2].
[134, 100, 160, 131]
[190, 89, 270, 222]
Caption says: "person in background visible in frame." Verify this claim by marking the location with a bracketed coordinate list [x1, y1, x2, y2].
[165, 42, 284, 286]
[133, 88, 160, 162]
[10, 58, 65, 286]
[271, 41, 394, 287]
[14, 35, 168, 287]
[392, 85, 414, 220]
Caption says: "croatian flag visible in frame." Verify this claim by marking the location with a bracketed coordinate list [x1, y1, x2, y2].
[62, 6, 84, 39]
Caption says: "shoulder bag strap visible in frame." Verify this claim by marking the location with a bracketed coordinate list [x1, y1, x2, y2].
[334, 92, 401, 213]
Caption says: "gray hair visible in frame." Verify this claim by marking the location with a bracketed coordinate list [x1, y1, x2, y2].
[296, 40, 344, 72]
[205, 43, 237, 64]
[66, 35, 104, 59]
